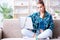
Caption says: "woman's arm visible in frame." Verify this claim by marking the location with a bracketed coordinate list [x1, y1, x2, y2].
[48, 15, 54, 31]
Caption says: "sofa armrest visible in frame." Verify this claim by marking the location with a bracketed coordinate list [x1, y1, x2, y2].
[0, 28, 2, 39]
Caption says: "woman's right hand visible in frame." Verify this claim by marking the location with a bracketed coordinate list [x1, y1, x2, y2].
[33, 33, 36, 38]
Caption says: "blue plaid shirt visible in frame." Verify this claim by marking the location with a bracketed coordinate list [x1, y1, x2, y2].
[29, 11, 54, 33]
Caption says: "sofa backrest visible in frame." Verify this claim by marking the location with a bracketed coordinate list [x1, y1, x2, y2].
[53, 20, 60, 38]
[3, 19, 60, 38]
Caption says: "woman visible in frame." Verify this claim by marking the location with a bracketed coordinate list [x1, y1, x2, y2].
[21, 0, 54, 38]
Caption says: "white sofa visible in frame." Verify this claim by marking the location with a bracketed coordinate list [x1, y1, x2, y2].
[0, 17, 60, 40]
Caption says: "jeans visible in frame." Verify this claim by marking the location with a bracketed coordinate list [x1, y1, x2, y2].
[21, 28, 52, 38]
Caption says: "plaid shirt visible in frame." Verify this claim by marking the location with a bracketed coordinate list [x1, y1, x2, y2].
[29, 11, 54, 33]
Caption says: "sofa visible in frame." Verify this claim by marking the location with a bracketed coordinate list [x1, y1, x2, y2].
[0, 18, 60, 40]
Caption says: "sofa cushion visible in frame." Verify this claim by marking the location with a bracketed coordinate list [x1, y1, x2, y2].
[0, 29, 2, 39]
[3, 19, 23, 38]
[1, 38, 22, 40]
[1, 38, 36, 40]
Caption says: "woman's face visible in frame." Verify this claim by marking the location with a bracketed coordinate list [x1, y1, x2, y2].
[37, 4, 45, 13]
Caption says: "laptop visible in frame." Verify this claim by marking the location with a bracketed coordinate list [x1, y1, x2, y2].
[24, 17, 33, 29]
[19, 17, 33, 29]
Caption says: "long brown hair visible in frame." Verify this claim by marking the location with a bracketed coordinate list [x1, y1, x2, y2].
[37, 0, 44, 6]
[37, 0, 46, 12]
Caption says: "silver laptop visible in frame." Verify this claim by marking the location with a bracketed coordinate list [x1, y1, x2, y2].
[19, 17, 33, 29]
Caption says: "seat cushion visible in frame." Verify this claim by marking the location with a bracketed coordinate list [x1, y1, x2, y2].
[1, 38, 35, 40]
[1, 38, 22, 40]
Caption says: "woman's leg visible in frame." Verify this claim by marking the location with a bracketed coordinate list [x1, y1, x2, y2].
[38, 29, 52, 38]
[21, 28, 34, 37]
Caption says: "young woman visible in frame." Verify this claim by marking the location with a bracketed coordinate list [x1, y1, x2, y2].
[21, 0, 54, 38]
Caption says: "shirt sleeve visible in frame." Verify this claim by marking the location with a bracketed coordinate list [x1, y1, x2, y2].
[28, 13, 36, 23]
[28, 13, 38, 33]
[48, 15, 54, 31]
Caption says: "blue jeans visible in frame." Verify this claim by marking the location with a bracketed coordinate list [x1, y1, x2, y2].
[21, 28, 52, 38]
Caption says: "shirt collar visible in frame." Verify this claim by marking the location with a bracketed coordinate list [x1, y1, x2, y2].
[37, 11, 48, 17]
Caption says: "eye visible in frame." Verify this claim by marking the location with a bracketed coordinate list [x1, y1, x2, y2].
[40, 6, 43, 8]
[37, 7, 40, 8]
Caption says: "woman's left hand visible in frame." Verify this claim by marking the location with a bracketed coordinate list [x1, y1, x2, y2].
[40, 29, 44, 33]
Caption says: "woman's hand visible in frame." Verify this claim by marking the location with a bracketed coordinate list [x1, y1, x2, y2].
[33, 33, 36, 38]
[40, 29, 44, 33]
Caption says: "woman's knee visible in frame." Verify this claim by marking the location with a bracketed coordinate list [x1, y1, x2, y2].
[21, 28, 34, 37]
[38, 29, 52, 38]
[44, 29, 52, 37]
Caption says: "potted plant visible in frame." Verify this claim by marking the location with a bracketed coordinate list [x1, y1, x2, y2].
[0, 3, 13, 19]
[55, 10, 60, 16]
